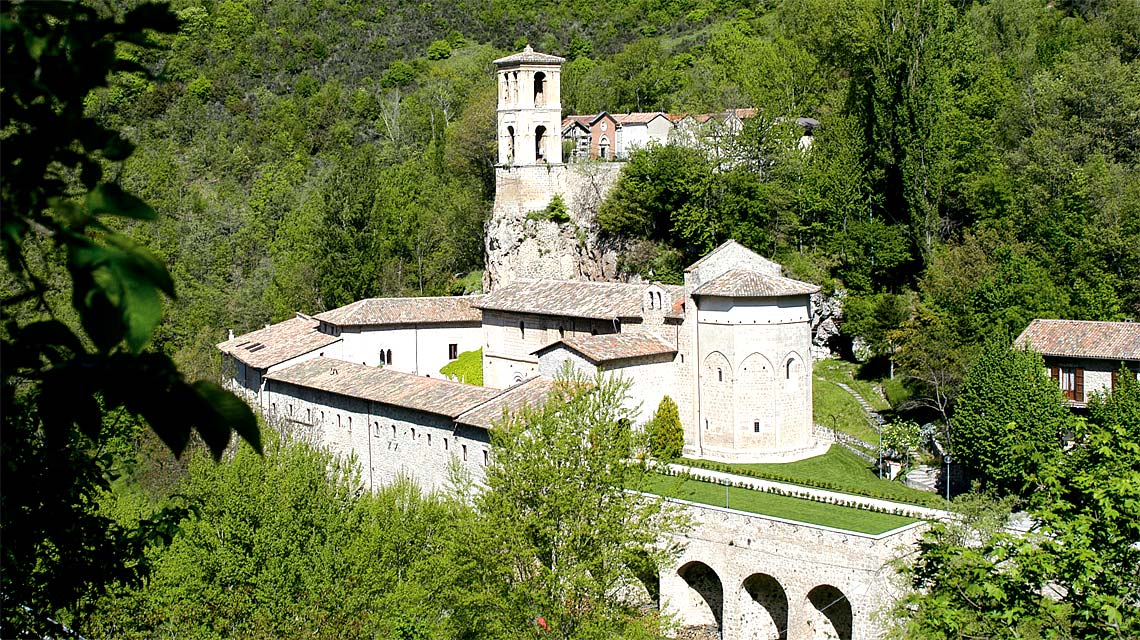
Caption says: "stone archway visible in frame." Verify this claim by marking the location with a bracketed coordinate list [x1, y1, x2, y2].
[677, 561, 723, 635]
[740, 573, 788, 640]
[803, 584, 852, 640]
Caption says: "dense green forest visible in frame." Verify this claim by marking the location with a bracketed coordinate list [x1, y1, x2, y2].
[4, 0, 1139, 637]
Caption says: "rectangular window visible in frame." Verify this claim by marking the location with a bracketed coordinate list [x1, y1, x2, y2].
[1059, 366, 1084, 402]
[754, 420, 760, 433]
[462, 444, 468, 461]
[449, 343, 458, 360]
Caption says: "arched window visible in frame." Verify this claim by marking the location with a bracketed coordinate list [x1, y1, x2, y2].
[337, 415, 341, 429]
[411, 428, 416, 440]
[787, 358, 794, 379]
[391, 424, 397, 438]
[306, 408, 311, 422]
[535, 125, 547, 160]
[373, 422, 380, 437]
[386, 349, 392, 365]
[483, 450, 489, 465]
[444, 437, 449, 451]
[558, 325, 565, 338]
[506, 125, 515, 162]
[427, 433, 432, 446]
[599, 135, 610, 160]
[718, 368, 723, 382]
[462, 444, 468, 461]
[519, 321, 525, 338]
[533, 71, 546, 106]
[347, 416, 352, 431]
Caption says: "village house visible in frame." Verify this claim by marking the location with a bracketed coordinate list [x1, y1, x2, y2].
[1015, 319, 1140, 406]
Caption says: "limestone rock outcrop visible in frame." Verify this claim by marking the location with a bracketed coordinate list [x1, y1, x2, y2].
[484, 162, 625, 291]
[810, 289, 844, 360]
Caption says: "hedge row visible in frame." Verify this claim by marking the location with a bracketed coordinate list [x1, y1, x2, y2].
[653, 467, 929, 520]
[673, 458, 945, 510]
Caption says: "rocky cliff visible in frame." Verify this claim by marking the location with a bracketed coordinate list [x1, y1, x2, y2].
[484, 162, 625, 291]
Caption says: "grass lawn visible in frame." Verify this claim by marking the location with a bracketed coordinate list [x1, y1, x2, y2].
[680, 445, 942, 508]
[814, 360, 890, 412]
[440, 348, 483, 385]
[643, 473, 916, 535]
[814, 378, 879, 444]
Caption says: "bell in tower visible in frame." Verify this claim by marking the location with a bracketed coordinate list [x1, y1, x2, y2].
[493, 45, 565, 167]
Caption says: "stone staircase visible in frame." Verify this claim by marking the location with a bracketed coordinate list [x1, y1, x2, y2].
[833, 381, 886, 432]
[904, 464, 940, 492]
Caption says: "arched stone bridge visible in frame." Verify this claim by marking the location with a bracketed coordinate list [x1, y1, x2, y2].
[659, 500, 925, 640]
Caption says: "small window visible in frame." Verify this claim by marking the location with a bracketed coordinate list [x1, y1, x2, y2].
[718, 368, 723, 382]
[444, 437, 449, 451]
[483, 450, 489, 465]
[391, 425, 397, 438]
[754, 420, 760, 433]
[427, 433, 432, 446]
[559, 325, 565, 338]
[519, 321, 525, 338]
[288, 404, 293, 416]
[386, 349, 392, 365]
[347, 416, 352, 431]
[786, 358, 795, 380]
[462, 444, 468, 461]
[307, 408, 312, 422]
[337, 415, 341, 428]
[379, 350, 387, 365]
[449, 343, 458, 360]
[411, 428, 416, 440]
[704, 419, 709, 430]
[374, 423, 380, 437]
[272, 402, 277, 414]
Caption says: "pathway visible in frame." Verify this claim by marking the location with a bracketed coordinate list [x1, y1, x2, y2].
[833, 381, 886, 433]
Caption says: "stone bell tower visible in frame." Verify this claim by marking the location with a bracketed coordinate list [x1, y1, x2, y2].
[493, 45, 565, 166]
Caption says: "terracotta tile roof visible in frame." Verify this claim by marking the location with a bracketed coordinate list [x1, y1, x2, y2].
[537, 332, 676, 364]
[615, 112, 669, 125]
[476, 280, 684, 320]
[493, 45, 565, 66]
[266, 358, 501, 419]
[456, 377, 557, 429]
[314, 296, 483, 326]
[692, 268, 819, 297]
[1015, 319, 1140, 361]
[217, 316, 341, 370]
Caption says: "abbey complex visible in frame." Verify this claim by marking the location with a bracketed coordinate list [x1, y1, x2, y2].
[217, 49, 1140, 640]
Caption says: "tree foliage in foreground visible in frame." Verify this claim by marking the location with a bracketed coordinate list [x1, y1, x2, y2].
[894, 373, 1140, 639]
[949, 339, 1072, 497]
[1, 3, 259, 635]
[475, 368, 687, 639]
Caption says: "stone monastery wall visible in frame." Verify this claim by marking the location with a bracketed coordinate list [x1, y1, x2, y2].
[263, 380, 492, 494]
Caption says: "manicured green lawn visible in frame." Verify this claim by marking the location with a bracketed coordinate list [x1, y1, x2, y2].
[680, 445, 942, 508]
[814, 378, 879, 444]
[440, 348, 483, 385]
[814, 360, 890, 411]
[643, 473, 916, 535]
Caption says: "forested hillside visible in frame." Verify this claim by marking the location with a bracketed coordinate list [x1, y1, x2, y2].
[93, 0, 1138, 402]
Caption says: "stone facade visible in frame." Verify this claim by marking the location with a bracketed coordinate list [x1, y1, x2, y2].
[263, 378, 492, 494]
[660, 500, 924, 640]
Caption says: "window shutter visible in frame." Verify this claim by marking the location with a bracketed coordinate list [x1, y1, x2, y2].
[1075, 367, 1084, 401]
[1050, 366, 1060, 383]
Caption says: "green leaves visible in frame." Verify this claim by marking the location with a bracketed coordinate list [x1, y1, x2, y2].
[67, 233, 173, 354]
[86, 183, 155, 220]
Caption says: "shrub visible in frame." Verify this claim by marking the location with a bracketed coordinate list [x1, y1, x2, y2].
[440, 348, 483, 386]
[646, 396, 684, 461]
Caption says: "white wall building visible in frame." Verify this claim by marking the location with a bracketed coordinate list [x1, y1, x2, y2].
[313, 296, 483, 375]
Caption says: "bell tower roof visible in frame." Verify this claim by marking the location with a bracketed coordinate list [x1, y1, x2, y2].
[494, 45, 566, 66]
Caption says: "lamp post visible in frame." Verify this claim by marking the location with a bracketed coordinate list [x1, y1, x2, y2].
[878, 421, 883, 480]
[943, 454, 952, 507]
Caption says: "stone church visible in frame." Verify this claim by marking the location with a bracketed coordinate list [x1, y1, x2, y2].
[218, 46, 824, 482]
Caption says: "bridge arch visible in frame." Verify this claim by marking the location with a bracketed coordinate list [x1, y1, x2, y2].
[803, 584, 853, 640]
[739, 572, 787, 640]
[676, 560, 723, 635]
